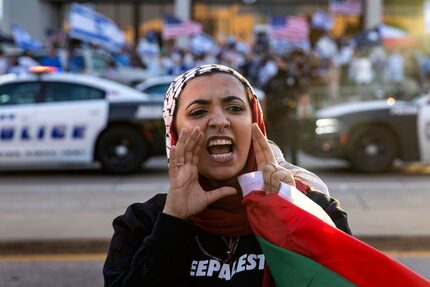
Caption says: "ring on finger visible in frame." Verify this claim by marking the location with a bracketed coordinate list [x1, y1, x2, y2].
[270, 163, 278, 170]
[270, 169, 284, 192]
[176, 162, 184, 167]
[269, 171, 278, 192]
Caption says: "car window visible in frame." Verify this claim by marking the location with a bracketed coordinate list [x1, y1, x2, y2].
[92, 55, 109, 71]
[143, 84, 170, 96]
[0, 82, 42, 106]
[44, 82, 105, 103]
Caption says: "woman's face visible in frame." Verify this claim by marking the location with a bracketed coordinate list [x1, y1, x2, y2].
[175, 73, 253, 183]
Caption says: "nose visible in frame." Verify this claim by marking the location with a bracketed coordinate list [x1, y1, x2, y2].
[209, 108, 230, 131]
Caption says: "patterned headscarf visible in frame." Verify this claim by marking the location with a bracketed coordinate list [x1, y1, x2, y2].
[162, 64, 268, 237]
[162, 64, 329, 195]
[163, 64, 266, 162]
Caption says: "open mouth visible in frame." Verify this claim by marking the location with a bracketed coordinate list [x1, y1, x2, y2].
[207, 137, 234, 160]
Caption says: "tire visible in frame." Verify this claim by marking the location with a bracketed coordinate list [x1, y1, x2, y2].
[96, 126, 147, 174]
[346, 126, 398, 173]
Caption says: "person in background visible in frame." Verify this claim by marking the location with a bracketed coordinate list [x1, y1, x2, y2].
[40, 47, 62, 70]
[114, 46, 131, 67]
[103, 64, 350, 286]
[103, 59, 119, 81]
[0, 49, 9, 75]
[263, 55, 300, 165]
[387, 49, 404, 83]
[7, 54, 26, 74]
[18, 51, 39, 70]
[349, 50, 373, 84]
[326, 58, 340, 104]
[66, 48, 85, 73]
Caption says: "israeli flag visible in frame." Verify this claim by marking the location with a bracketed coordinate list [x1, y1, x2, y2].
[189, 33, 219, 55]
[67, 3, 125, 52]
[312, 10, 333, 31]
[11, 23, 44, 51]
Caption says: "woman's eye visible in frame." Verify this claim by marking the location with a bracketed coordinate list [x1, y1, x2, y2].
[189, 109, 207, 117]
[227, 105, 244, 113]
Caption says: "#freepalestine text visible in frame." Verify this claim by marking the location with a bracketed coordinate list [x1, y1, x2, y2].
[190, 253, 265, 281]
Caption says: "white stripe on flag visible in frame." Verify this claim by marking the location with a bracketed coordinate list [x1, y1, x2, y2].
[238, 171, 335, 227]
[278, 183, 335, 227]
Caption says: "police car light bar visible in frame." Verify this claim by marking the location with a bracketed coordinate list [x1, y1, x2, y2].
[28, 66, 57, 74]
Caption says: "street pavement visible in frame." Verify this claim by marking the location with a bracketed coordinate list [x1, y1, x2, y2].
[1, 153, 430, 283]
[0, 153, 429, 252]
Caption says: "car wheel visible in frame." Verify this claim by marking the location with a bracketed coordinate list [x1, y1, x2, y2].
[96, 126, 147, 174]
[347, 126, 398, 172]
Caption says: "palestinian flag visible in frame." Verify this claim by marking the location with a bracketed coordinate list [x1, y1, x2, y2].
[238, 171, 430, 287]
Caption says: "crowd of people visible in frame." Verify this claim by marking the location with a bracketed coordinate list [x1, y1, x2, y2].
[2, 30, 429, 164]
[2, 31, 428, 99]
[135, 32, 428, 99]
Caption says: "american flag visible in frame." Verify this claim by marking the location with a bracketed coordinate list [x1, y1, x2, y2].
[163, 16, 202, 40]
[329, 0, 363, 16]
[270, 16, 309, 41]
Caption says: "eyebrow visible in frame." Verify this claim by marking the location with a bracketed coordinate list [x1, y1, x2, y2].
[186, 96, 246, 110]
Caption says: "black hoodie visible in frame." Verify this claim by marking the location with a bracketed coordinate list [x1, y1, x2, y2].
[103, 191, 351, 287]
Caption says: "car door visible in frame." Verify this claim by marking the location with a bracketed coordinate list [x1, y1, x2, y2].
[35, 81, 109, 164]
[0, 82, 42, 165]
[417, 96, 430, 162]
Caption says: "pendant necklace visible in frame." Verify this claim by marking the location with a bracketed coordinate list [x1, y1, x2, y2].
[195, 235, 240, 263]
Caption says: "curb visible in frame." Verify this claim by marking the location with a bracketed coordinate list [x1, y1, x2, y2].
[0, 239, 109, 255]
[1, 236, 430, 256]
[358, 236, 430, 252]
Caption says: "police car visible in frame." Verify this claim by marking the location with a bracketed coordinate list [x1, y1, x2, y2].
[0, 67, 165, 174]
[301, 95, 430, 172]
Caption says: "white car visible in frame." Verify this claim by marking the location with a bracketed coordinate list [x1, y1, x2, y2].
[83, 50, 150, 86]
[52, 48, 150, 86]
[0, 67, 165, 173]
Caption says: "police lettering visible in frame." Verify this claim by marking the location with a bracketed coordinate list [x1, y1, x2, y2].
[0, 151, 20, 158]
[0, 125, 86, 141]
[25, 150, 57, 157]
[61, 149, 85, 156]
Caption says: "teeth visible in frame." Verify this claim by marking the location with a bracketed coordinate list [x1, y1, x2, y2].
[211, 152, 233, 159]
[208, 139, 232, 147]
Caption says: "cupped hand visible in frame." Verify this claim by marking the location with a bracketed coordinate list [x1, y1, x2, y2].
[163, 127, 237, 219]
[252, 123, 295, 194]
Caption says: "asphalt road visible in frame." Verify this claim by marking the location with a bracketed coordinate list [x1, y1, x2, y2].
[0, 154, 429, 240]
[1, 252, 429, 287]
[0, 154, 429, 285]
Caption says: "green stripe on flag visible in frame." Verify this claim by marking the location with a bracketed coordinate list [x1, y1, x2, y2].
[256, 237, 356, 287]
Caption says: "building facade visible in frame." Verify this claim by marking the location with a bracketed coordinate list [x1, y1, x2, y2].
[1, 0, 426, 48]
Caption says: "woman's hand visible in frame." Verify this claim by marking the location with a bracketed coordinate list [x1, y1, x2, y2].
[252, 123, 295, 194]
[163, 127, 237, 219]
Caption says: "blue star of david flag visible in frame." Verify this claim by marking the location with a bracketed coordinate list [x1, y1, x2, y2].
[11, 23, 43, 51]
[67, 3, 125, 52]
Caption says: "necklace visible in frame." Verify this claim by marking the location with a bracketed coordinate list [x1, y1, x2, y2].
[195, 235, 240, 263]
